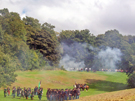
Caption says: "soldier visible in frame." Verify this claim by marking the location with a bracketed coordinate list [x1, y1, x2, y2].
[61, 89, 63, 101]
[76, 88, 80, 99]
[4, 88, 7, 97]
[12, 87, 16, 98]
[18, 87, 21, 97]
[64, 89, 68, 100]
[7, 87, 10, 96]
[53, 89, 57, 101]
[17, 87, 19, 97]
[46, 88, 50, 101]
[72, 88, 76, 100]
[68, 89, 72, 100]
[36, 86, 38, 95]
[20, 89, 24, 99]
[38, 88, 42, 100]
[24, 87, 26, 98]
[31, 89, 34, 100]
[55, 89, 59, 101]
[49, 89, 53, 101]
[34, 86, 38, 95]
[58, 89, 61, 101]
[28, 87, 31, 98]
[25, 88, 29, 99]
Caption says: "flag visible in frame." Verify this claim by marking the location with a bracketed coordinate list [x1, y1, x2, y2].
[38, 81, 41, 89]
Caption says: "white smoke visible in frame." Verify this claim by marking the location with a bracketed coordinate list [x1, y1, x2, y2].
[94, 47, 122, 70]
[60, 42, 122, 71]
[60, 54, 85, 71]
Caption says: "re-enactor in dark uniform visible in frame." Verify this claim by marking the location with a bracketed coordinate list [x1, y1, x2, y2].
[38, 88, 42, 100]
[25, 88, 29, 99]
[64, 89, 68, 100]
[46, 88, 50, 101]
[55, 89, 59, 101]
[4, 88, 7, 97]
[68, 89, 72, 100]
[60, 89, 64, 101]
[17, 87, 19, 97]
[12, 88, 16, 98]
[72, 88, 76, 100]
[28, 87, 31, 98]
[58, 89, 61, 101]
[31, 89, 34, 100]
[76, 88, 80, 99]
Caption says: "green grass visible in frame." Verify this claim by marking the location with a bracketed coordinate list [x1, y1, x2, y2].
[0, 71, 129, 101]
[80, 71, 129, 97]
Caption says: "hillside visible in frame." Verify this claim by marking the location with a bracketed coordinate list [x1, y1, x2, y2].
[9, 70, 107, 89]
[0, 70, 129, 101]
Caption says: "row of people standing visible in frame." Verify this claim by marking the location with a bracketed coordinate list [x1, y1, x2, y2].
[46, 88, 80, 101]
[4, 86, 43, 100]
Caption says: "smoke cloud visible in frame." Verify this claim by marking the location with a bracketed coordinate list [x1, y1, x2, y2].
[93, 47, 122, 70]
[60, 54, 85, 71]
[60, 42, 122, 71]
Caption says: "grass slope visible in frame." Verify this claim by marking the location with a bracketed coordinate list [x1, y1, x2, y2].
[0, 70, 129, 101]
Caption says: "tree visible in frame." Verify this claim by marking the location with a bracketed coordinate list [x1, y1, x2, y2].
[0, 50, 17, 87]
[23, 17, 60, 66]
[127, 74, 135, 88]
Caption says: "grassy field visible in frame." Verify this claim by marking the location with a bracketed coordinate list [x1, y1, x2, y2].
[0, 70, 129, 101]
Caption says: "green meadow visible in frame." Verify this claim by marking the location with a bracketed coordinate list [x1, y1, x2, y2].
[0, 70, 129, 101]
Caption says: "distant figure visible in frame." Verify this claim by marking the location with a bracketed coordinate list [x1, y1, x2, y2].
[4, 88, 7, 97]
[64, 89, 68, 100]
[7, 87, 10, 96]
[87, 68, 89, 72]
[12, 88, 16, 98]
[20, 89, 24, 99]
[25, 88, 29, 99]
[34, 86, 38, 95]
[76, 88, 80, 99]
[81, 68, 83, 72]
[85, 68, 87, 71]
[68, 89, 72, 100]
[31, 89, 34, 100]
[38, 88, 42, 100]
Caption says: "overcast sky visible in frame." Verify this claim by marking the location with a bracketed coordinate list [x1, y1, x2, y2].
[0, 0, 135, 35]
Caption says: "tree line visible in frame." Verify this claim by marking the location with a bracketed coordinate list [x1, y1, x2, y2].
[0, 8, 135, 87]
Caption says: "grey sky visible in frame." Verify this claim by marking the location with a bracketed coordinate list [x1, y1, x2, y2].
[0, 0, 135, 35]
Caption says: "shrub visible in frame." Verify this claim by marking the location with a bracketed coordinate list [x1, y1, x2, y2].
[127, 73, 135, 88]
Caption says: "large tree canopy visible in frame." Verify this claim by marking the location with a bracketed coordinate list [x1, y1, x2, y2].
[23, 17, 60, 66]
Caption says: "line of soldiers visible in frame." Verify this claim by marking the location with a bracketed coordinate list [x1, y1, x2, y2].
[46, 88, 80, 101]
[4, 86, 81, 101]
[4, 86, 43, 100]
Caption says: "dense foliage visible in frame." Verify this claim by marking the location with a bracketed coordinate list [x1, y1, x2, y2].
[0, 8, 135, 87]
[127, 74, 135, 88]
[0, 8, 59, 87]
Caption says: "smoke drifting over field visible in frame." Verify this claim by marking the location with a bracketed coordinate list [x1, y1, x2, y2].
[60, 42, 122, 71]
[60, 54, 85, 71]
[93, 47, 122, 70]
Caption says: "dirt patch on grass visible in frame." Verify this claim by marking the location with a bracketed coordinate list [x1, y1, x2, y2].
[74, 88, 135, 101]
